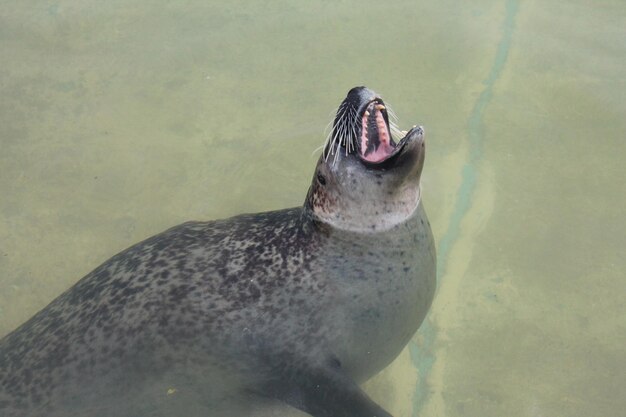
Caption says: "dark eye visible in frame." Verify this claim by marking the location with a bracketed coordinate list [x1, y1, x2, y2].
[317, 173, 327, 186]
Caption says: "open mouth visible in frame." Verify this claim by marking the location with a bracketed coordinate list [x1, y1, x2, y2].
[324, 88, 422, 166]
[358, 99, 397, 163]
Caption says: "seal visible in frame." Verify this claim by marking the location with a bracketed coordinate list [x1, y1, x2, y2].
[0, 86, 436, 417]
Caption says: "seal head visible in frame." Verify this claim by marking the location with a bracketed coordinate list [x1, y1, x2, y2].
[308, 86, 426, 232]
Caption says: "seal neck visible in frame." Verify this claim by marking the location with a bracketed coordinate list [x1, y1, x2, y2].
[304, 185, 422, 234]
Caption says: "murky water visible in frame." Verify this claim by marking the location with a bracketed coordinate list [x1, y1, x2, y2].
[1, 0, 624, 416]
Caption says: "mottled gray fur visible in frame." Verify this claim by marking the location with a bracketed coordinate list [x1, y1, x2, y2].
[0, 87, 436, 417]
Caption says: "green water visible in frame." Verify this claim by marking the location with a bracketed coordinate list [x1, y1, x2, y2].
[1, 0, 625, 416]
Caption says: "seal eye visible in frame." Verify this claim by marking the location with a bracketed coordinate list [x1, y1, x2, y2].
[317, 173, 327, 186]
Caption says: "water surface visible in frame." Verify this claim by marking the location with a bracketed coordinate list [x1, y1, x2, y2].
[1, 0, 624, 416]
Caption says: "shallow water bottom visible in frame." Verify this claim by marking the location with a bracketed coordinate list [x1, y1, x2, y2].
[1, 0, 625, 416]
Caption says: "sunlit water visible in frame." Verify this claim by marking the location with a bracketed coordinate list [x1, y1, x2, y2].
[1, 0, 624, 416]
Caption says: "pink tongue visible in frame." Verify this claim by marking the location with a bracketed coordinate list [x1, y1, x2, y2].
[360, 108, 394, 163]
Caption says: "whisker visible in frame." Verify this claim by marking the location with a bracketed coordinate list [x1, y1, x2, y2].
[386, 104, 399, 123]
[333, 137, 341, 164]
[320, 101, 367, 165]
[390, 121, 404, 142]
[312, 143, 325, 156]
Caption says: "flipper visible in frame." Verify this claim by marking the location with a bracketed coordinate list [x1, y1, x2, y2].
[259, 359, 392, 417]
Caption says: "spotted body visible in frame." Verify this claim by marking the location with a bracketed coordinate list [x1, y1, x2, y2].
[0, 87, 436, 417]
